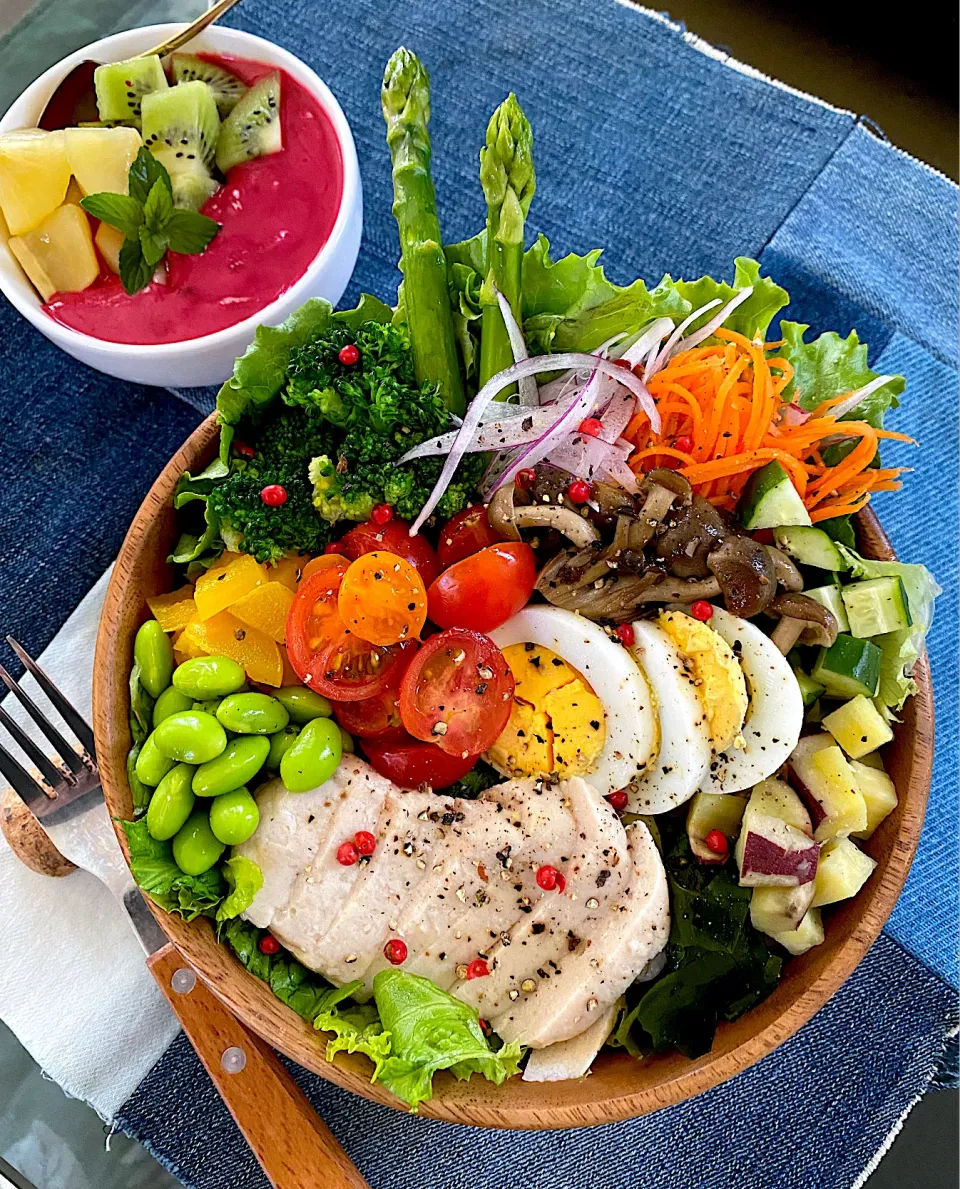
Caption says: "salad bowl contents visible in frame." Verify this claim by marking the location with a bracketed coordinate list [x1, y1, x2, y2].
[95, 46, 937, 1125]
[0, 25, 361, 385]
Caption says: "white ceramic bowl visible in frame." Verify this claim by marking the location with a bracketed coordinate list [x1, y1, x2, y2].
[0, 24, 362, 386]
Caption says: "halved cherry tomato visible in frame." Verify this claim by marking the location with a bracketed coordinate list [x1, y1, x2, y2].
[337, 551, 427, 646]
[399, 628, 514, 757]
[437, 505, 505, 569]
[362, 732, 480, 789]
[286, 563, 413, 702]
[332, 642, 416, 740]
[427, 542, 537, 633]
[338, 518, 440, 587]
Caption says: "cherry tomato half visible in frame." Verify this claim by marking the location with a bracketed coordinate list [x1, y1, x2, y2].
[338, 518, 440, 587]
[437, 505, 505, 569]
[332, 643, 415, 740]
[427, 542, 537, 634]
[286, 563, 413, 702]
[337, 551, 427, 646]
[399, 628, 514, 757]
[362, 732, 480, 790]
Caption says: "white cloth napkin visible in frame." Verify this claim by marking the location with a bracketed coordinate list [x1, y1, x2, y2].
[0, 570, 178, 1121]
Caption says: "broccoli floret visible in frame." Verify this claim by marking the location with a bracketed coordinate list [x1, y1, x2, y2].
[208, 408, 333, 563]
[308, 455, 376, 523]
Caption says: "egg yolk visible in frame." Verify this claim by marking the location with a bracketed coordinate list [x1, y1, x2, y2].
[658, 610, 747, 752]
[487, 644, 606, 778]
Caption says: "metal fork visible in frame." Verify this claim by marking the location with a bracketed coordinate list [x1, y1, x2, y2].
[0, 637, 368, 1189]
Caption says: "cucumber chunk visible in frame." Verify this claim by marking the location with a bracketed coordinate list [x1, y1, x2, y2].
[805, 584, 850, 632]
[840, 576, 912, 638]
[792, 666, 825, 710]
[738, 461, 812, 530]
[773, 525, 845, 571]
[811, 634, 882, 699]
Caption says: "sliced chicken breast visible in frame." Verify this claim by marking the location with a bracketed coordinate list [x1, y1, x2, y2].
[522, 1001, 619, 1082]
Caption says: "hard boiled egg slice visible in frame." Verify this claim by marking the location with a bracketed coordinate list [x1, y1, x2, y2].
[628, 620, 712, 813]
[488, 607, 657, 794]
[697, 606, 804, 794]
[658, 609, 747, 752]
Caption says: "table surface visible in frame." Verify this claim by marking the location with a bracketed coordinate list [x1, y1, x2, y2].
[0, 2, 955, 1189]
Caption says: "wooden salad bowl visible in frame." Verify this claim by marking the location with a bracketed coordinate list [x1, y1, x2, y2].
[93, 412, 934, 1129]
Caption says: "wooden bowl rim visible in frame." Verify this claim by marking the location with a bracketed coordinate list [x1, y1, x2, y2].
[92, 412, 934, 1130]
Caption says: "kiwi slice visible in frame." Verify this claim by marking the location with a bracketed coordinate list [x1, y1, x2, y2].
[215, 72, 282, 175]
[141, 80, 221, 211]
[94, 55, 168, 127]
[171, 53, 247, 117]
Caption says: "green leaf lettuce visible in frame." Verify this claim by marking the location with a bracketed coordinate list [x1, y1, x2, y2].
[666, 257, 789, 342]
[120, 819, 224, 921]
[216, 856, 264, 923]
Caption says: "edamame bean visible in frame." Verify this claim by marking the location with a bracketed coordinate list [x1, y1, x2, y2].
[134, 620, 174, 699]
[280, 717, 342, 793]
[173, 655, 246, 700]
[147, 763, 196, 841]
[172, 809, 225, 875]
[192, 699, 223, 716]
[216, 693, 289, 735]
[193, 736, 270, 798]
[154, 712, 227, 764]
[152, 686, 193, 729]
[135, 732, 175, 787]
[339, 726, 354, 754]
[266, 726, 301, 770]
[209, 787, 260, 845]
[274, 686, 333, 724]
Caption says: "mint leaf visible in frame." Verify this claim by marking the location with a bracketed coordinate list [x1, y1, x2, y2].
[165, 209, 221, 255]
[80, 192, 143, 239]
[129, 147, 172, 206]
[139, 226, 169, 268]
[118, 237, 153, 295]
[143, 178, 174, 233]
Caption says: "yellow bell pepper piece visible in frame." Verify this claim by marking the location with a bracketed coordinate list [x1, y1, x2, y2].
[194, 553, 268, 621]
[270, 553, 309, 592]
[230, 581, 294, 644]
[179, 611, 283, 686]
[147, 585, 198, 634]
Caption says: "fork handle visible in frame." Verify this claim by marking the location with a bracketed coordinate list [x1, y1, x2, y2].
[147, 944, 370, 1189]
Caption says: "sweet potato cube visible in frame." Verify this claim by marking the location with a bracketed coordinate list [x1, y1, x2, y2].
[772, 908, 824, 956]
[807, 746, 868, 840]
[147, 585, 198, 634]
[850, 760, 898, 840]
[179, 611, 283, 686]
[822, 695, 894, 759]
[810, 837, 877, 907]
[194, 553, 268, 621]
[230, 581, 294, 644]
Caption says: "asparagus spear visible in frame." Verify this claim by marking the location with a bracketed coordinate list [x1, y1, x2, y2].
[382, 48, 465, 415]
[478, 93, 536, 391]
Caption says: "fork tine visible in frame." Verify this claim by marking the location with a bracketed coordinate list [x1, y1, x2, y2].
[6, 638, 97, 760]
[0, 662, 86, 775]
[6, 642, 96, 760]
[0, 739, 50, 809]
[0, 704, 72, 789]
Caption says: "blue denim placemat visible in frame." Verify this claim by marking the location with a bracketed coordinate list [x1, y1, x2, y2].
[0, 1, 956, 1186]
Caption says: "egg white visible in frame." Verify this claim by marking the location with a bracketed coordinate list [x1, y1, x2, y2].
[695, 606, 804, 794]
[628, 620, 713, 813]
[489, 607, 657, 794]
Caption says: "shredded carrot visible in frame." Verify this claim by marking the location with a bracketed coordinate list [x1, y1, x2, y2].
[623, 336, 914, 519]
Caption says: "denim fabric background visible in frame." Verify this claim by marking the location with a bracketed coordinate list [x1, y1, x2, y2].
[0, 1, 956, 1186]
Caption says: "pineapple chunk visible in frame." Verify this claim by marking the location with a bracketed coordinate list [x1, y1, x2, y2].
[65, 126, 142, 197]
[850, 760, 898, 840]
[810, 837, 877, 907]
[64, 178, 85, 205]
[822, 695, 894, 759]
[772, 908, 824, 955]
[9, 204, 99, 301]
[95, 222, 124, 274]
[0, 129, 71, 235]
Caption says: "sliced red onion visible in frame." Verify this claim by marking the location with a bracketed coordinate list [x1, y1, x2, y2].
[493, 284, 539, 407]
[673, 287, 754, 354]
[601, 452, 640, 494]
[408, 352, 638, 534]
[828, 375, 898, 421]
[597, 392, 636, 444]
[645, 298, 722, 379]
[616, 317, 676, 369]
[779, 402, 811, 428]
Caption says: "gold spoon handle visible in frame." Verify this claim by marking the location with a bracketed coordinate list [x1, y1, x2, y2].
[137, 0, 243, 60]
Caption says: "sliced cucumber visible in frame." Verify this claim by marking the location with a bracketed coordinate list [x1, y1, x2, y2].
[792, 666, 826, 710]
[773, 525, 846, 571]
[805, 584, 850, 632]
[841, 576, 912, 638]
[738, 461, 811, 530]
[811, 634, 882, 699]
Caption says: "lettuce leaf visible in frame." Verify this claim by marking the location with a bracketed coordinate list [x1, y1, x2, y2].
[443, 233, 485, 381]
[216, 856, 264, 923]
[119, 819, 224, 921]
[519, 234, 689, 355]
[314, 1001, 392, 1076]
[168, 458, 226, 566]
[666, 257, 789, 341]
[779, 322, 905, 428]
[837, 545, 941, 709]
[372, 969, 522, 1111]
